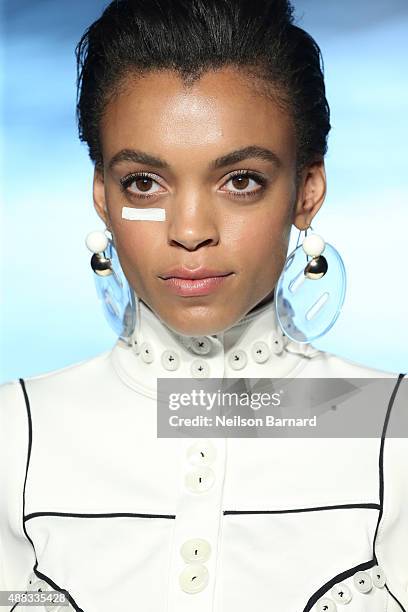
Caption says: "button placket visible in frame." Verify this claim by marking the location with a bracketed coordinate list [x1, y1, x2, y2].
[166, 438, 226, 610]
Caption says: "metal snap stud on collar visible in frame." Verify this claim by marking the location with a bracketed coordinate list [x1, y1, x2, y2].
[191, 337, 212, 355]
[191, 359, 210, 378]
[251, 341, 271, 363]
[270, 330, 284, 354]
[161, 350, 180, 371]
[228, 349, 248, 370]
[140, 342, 154, 363]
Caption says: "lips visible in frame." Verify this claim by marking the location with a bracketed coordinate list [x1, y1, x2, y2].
[159, 266, 233, 280]
[160, 274, 233, 296]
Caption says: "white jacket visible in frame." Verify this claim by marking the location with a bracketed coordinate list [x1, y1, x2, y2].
[0, 297, 407, 612]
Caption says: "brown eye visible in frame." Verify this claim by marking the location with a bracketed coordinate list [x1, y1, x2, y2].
[221, 171, 266, 197]
[133, 177, 153, 192]
[231, 176, 250, 190]
[120, 172, 163, 197]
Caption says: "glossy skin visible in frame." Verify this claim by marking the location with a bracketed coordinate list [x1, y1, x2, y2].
[93, 67, 326, 336]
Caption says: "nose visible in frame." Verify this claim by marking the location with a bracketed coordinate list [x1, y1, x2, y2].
[166, 187, 220, 251]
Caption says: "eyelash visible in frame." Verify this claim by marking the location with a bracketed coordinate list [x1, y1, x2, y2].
[119, 169, 267, 200]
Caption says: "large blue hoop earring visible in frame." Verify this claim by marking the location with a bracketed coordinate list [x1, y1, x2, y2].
[85, 228, 138, 344]
[275, 225, 347, 344]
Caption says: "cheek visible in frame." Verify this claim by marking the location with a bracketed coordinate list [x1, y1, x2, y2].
[114, 222, 165, 272]
[226, 209, 289, 270]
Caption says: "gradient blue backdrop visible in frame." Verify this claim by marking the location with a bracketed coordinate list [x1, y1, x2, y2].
[1, 0, 407, 384]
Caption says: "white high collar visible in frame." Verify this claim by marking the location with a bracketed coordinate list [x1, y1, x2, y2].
[110, 290, 317, 398]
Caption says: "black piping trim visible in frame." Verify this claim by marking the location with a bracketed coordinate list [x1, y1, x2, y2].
[303, 559, 376, 612]
[373, 372, 405, 557]
[301, 373, 407, 612]
[25, 511, 176, 521]
[18, 378, 84, 612]
[15, 375, 407, 611]
[372, 372, 407, 612]
[385, 583, 408, 611]
[223, 503, 380, 515]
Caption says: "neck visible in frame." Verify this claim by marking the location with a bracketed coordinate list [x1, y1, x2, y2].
[109, 290, 313, 397]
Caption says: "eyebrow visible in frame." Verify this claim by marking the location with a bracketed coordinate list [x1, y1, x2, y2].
[108, 145, 282, 171]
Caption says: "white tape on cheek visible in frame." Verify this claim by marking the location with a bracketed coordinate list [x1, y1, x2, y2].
[121, 207, 166, 221]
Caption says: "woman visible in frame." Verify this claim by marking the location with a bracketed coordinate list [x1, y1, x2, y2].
[0, 1, 407, 611]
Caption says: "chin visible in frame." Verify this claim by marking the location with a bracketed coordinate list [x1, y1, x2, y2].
[162, 308, 233, 338]
[166, 320, 224, 338]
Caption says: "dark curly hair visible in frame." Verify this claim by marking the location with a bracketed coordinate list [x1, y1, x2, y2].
[75, 0, 331, 173]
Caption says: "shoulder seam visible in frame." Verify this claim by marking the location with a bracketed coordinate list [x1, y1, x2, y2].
[20, 348, 113, 383]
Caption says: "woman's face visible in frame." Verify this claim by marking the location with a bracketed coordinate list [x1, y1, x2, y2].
[94, 66, 326, 336]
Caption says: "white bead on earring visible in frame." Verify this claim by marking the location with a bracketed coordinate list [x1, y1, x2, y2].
[85, 230, 113, 277]
[84, 227, 137, 342]
[302, 232, 328, 280]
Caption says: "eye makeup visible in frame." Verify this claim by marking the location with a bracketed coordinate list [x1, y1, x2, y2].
[119, 169, 269, 200]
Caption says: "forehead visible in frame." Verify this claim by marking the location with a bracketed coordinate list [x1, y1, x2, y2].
[100, 66, 296, 167]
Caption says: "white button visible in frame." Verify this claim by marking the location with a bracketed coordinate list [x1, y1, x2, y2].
[185, 466, 215, 493]
[372, 565, 386, 588]
[26, 571, 37, 588]
[45, 599, 66, 612]
[330, 582, 352, 604]
[316, 597, 337, 611]
[353, 571, 373, 593]
[180, 538, 212, 563]
[191, 359, 210, 378]
[251, 341, 271, 363]
[161, 349, 180, 371]
[133, 337, 141, 355]
[140, 342, 154, 363]
[270, 330, 284, 354]
[191, 337, 211, 355]
[186, 440, 217, 466]
[179, 563, 209, 593]
[228, 349, 248, 370]
[27, 574, 49, 592]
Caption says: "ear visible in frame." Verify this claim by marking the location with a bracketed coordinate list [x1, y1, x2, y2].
[93, 165, 112, 229]
[292, 160, 327, 230]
